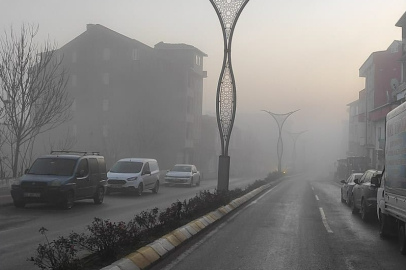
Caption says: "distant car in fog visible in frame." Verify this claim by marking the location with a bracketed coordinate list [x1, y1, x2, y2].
[340, 173, 363, 206]
[351, 169, 382, 221]
[164, 164, 201, 187]
[106, 158, 160, 195]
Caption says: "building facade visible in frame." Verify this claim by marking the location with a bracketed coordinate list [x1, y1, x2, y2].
[38, 24, 207, 169]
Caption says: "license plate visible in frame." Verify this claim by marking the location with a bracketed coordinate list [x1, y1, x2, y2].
[110, 184, 122, 188]
[24, 192, 40, 198]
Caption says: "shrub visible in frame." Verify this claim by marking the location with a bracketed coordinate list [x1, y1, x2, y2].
[29, 227, 82, 270]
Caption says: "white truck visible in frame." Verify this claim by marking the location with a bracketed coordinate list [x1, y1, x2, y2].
[376, 102, 406, 254]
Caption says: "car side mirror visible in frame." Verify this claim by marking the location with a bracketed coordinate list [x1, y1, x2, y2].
[24, 168, 29, 174]
[371, 176, 379, 187]
[340, 180, 346, 184]
[354, 179, 360, 185]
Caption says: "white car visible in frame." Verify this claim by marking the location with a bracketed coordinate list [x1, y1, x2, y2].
[106, 158, 160, 195]
[165, 164, 201, 187]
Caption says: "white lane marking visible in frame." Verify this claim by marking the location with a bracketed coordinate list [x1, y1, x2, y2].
[315, 195, 319, 201]
[162, 185, 277, 270]
[319, 207, 333, 233]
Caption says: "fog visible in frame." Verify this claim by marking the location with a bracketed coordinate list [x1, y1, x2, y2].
[0, 0, 404, 177]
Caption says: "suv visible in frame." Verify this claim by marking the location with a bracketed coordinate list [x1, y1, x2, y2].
[351, 169, 382, 221]
[106, 158, 160, 195]
[10, 151, 107, 209]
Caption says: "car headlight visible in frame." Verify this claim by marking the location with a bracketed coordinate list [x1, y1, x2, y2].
[127, 177, 138, 181]
[12, 179, 21, 186]
[50, 180, 61, 186]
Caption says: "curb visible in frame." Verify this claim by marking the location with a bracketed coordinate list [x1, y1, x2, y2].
[99, 179, 282, 270]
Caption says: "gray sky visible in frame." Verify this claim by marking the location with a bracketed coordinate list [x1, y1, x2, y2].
[1, 0, 405, 167]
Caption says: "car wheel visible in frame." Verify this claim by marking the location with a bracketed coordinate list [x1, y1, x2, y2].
[93, 186, 105, 204]
[379, 211, 389, 238]
[351, 195, 358, 214]
[346, 192, 351, 206]
[13, 200, 26, 208]
[61, 191, 74, 210]
[152, 181, 159, 194]
[137, 183, 143, 196]
[341, 190, 345, 203]
[399, 223, 406, 255]
[196, 177, 200, 186]
[189, 178, 193, 188]
[360, 199, 369, 221]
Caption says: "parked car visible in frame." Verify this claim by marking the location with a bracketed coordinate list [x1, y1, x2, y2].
[164, 164, 201, 187]
[351, 169, 382, 221]
[340, 173, 363, 206]
[106, 158, 160, 195]
[10, 151, 107, 209]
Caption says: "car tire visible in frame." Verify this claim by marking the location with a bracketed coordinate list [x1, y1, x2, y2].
[351, 195, 358, 214]
[189, 178, 193, 188]
[379, 211, 389, 238]
[152, 181, 159, 194]
[399, 223, 406, 255]
[137, 183, 143, 196]
[360, 199, 369, 221]
[341, 190, 345, 203]
[196, 177, 200, 186]
[93, 186, 105, 204]
[61, 191, 74, 210]
[346, 192, 351, 206]
[13, 200, 26, 208]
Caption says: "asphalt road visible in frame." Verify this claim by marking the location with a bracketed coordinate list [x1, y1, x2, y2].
[0, 175, 264, 270]
[151, 174, 406, 270]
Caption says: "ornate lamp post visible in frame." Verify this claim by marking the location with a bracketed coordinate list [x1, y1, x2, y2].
[262, 110, 299, 173]
[209, 0, 250, 191]
[286, 130, 306, 172]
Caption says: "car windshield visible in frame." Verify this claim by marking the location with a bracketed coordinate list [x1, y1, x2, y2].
[172, 165, 192, 172]
[109, 161, 143, 173]
[28, 158, 77, 176]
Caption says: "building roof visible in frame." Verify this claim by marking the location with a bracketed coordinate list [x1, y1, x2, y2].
[396, 11, 406, 27]
[346, 99, 359, 106]
[154, 41, 208, 57]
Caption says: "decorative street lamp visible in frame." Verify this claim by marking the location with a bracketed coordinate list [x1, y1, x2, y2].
[262, 109, 299, 173]
[209, 0, 250, 191]
[286, 130, 307, 172]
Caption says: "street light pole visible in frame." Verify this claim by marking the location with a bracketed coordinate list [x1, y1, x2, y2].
[262, 110, 299, 173]
[209, 0, 250, 191]
[286, 130, 307, 172]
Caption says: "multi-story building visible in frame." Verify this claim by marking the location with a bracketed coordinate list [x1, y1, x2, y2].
[38, 24, 207, 169]
[347, 41, 401, 169]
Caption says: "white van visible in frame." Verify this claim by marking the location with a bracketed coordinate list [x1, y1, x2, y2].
[106, 158, 160, 195]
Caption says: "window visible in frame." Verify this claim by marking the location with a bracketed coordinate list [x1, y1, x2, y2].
[72, 51, 77, 63]
[102, 125, 108, 137]
[103, 48, 110, 60]
[71, 99, 76, 111]
[110, 161, 143, 173]
[102, 99, 109, 111]
[103, 73, 109, 85]
[132, 48, 139, 60]
[72, 75, 77, 87]
[77, 159, 89, 176]
[142, 162, 150, 175]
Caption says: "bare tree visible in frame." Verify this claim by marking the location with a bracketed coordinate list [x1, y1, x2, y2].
[0, 24, 72, 176]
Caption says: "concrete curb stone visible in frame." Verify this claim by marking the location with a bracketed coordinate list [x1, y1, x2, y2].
[112, 258, 141, 270]
[146, 241, 168, 257]
[155, 238, 175, 252]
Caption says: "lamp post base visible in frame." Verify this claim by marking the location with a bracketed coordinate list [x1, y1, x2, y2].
[218, 155, 230, 191]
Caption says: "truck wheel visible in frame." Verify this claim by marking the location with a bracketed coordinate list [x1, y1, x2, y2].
[360, 199, 369, 221]
[351, 195, 358, 214]
[13, 200, 26, 208]
[399, 223, 406, 255]
[379, 211, 389, 238]
[152, 181, 159, 194]
[61, 191, 74, 210]
[93, 186, 105, 204]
